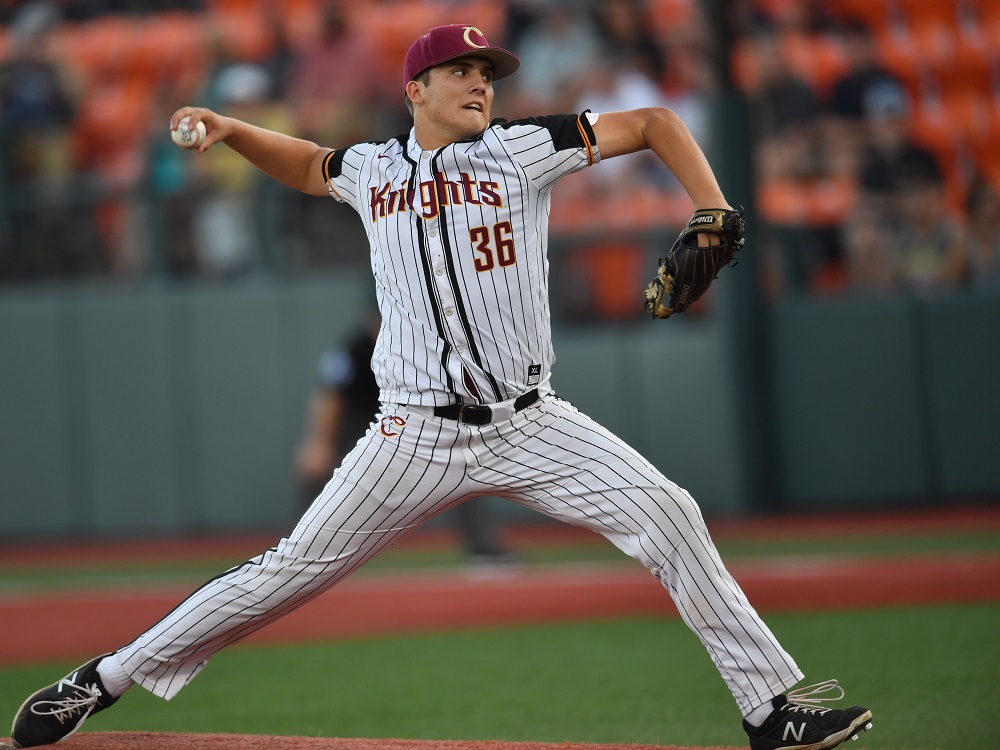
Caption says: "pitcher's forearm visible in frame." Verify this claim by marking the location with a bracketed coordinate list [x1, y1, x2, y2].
[222, 118, 332, 196]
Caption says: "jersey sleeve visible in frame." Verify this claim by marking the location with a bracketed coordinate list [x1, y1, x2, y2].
[496, 112, 601, 191]
[321, 142, 379, 207]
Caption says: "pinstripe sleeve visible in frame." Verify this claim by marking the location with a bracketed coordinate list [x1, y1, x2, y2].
[325, 142, 381, 208]
[496, 112, 601, 190]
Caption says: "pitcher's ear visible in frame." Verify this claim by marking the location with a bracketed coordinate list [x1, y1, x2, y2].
[405, 79, 424, 105]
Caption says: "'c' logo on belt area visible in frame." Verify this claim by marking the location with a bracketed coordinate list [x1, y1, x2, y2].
[380, 415, 406, 438]
[463, 26, 486, 49]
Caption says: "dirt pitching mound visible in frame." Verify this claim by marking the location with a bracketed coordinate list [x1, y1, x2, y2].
[2, 734, 738, 750]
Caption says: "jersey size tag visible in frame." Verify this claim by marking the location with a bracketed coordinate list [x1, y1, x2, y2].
[527, 364, 541, 386]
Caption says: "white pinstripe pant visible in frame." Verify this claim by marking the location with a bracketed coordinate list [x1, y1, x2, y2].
[118, 392, 802, 712]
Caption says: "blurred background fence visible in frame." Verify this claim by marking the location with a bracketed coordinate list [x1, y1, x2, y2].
[1, 0, 998, 540]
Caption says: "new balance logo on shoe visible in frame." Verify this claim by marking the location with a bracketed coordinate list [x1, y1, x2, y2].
[782, 722, 806, 741]
[743, 680, 873, 750]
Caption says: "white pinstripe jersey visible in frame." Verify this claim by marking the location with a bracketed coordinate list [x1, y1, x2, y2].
[322, 112, 601, 408]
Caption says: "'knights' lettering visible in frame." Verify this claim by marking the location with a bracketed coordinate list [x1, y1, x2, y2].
[370, 181, 412, 222]
[369, 172, 503, 223]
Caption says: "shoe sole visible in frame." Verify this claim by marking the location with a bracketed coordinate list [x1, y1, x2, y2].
[814, 710, 874, 750]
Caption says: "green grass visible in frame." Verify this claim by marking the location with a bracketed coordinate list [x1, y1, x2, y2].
[2, 605, 997, 749]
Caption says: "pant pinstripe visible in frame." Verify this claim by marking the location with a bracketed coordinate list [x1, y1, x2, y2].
[118, 393, 802, 712]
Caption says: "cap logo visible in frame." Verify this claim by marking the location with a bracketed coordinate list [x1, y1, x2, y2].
[463, 26, 486, 49]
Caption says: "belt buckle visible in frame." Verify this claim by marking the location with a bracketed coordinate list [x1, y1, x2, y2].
[459, 404, 492, 425]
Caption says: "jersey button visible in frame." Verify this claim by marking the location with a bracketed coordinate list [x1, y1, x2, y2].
[435, 268, 444, 276]
[428, 229, 438, 237]
[445, 308, 454, 316]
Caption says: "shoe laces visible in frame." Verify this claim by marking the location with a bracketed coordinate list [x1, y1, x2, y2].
[784, 679, 846, 716]
[30, 682, 102, 725]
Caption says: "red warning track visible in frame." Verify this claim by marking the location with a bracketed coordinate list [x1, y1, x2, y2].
[2, 507, 998, 667]
[1, 552, 998, 666]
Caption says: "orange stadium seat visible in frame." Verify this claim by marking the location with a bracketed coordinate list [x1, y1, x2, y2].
[780, 30, 849, 95]
[972, 0, 1000, 45]
[972, 139, 1000, 195]
[572, 241, 647, 320]
[877, 22, 959, 80]
[757, 177, 858, 228]
[911, 88, 995, 158]
[806, 177, 859, 226]
[894, 0, 960, 29]
[363, 0, 506, 81]
[728, 30, 847, 97]
[56, 16, 140, 90]
[73, 82, 156, 184]
[281, 0, 323, 48]
[130, 12, 210, 89]
[757, 178, 812, 226]
[753, 0, 807, 26]
[729, 38, 760, 93]
[646, 0, 697, 37]
[205, 0, 262, 13]
[207, 5, 276, 62]
[824, 0, 894, 32]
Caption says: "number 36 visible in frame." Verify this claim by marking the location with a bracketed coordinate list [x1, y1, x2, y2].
[470, 221, 516, 271]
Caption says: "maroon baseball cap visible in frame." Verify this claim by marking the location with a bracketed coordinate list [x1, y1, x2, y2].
[403, 24, 520, 90]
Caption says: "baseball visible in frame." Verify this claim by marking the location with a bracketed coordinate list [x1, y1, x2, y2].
[171, 116, 206, 149]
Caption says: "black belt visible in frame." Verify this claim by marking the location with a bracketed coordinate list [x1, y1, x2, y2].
[433, 389, 540, 425]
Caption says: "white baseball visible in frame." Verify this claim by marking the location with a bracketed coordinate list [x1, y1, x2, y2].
[171, 116, 206, 149]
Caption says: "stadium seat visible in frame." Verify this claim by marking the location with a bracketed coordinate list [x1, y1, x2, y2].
[877, 22, 958, 80]
[55, 16, 139, 90]
[281, 0, 322, 48]
[910, 88, 995, 162]
[131, 12, 209, 89]
[646, 0, 697, 38]
[757, 177, 858, 228]
[73, 82, 156, 184]
[363, 0, 506, 82]
[757, 178, 813, 226]
[729, 38, 760, 93]
[207, 5, 276, 62]
[780, 30, 849, 94]
[806, 177, 859, 226]
[571, 241, 648, 320]
[894, 0, 960, 29]
[825, 0, 895, 32]
[973, 0, 1000, 46]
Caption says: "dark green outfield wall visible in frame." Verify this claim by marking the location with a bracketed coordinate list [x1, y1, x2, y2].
[1, 278, 996, 540]
[770, 293, 1000, 508]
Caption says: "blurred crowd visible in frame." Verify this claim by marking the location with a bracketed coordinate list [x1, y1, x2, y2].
[0, 0, 998, 305]
[0, 0, 714, 289]
[738, 0, 1000, 298]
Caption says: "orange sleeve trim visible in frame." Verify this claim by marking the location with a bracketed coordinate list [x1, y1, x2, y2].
[322, 150, 344, 199]
[576, 115, 594, 167]
[321, 150, 337, 183]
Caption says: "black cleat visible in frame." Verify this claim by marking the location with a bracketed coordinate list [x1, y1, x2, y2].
[744, 680, 873, 750]
[11, 654, 119, 748]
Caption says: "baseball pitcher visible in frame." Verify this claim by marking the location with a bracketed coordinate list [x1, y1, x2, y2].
[11, 24, 872, 750]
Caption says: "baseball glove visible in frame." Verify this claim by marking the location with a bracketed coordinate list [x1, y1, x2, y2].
[643, 207, 746, 319]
